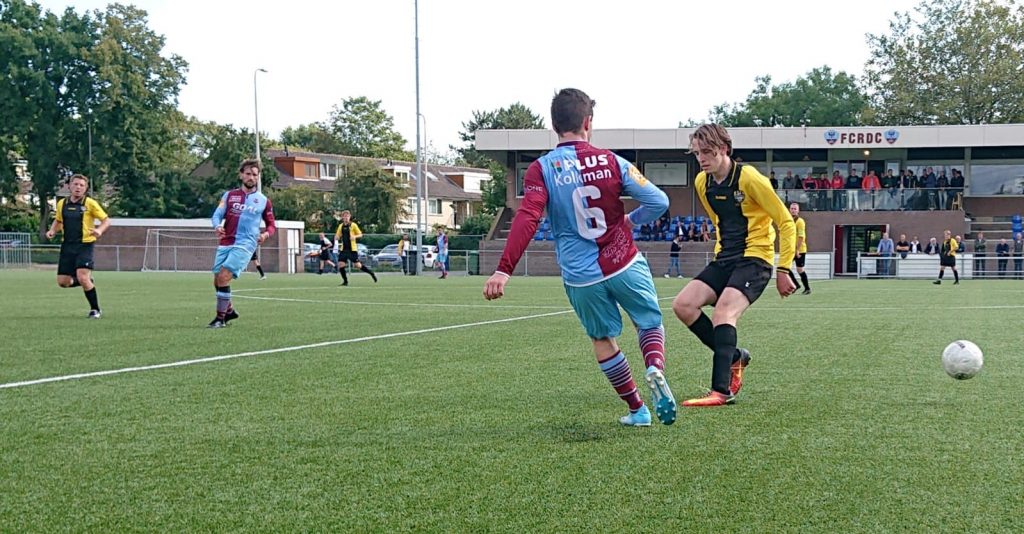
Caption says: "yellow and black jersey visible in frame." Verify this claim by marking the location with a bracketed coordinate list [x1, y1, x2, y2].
[794, 217, 808, 254]
[334, 221, 363, 252]
[695, 162, 796, 271]
[56, 196, 108, 244]
[942, 237, 958, 258]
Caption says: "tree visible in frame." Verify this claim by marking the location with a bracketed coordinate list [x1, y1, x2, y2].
[699, 67, 869, 127]
[0, 0, 95, 238]
[268, 185, 331, 231]
[454, 103, 544, 215]
[325, 97, 412, 160]
[197, 123, 278, 217]
[865, 0, 1024, 124]
[280, 122, 345, 154]
[332, 159, 406, 233]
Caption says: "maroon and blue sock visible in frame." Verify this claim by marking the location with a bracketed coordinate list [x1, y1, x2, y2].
[215, 285, 231, 320]
[598, 351, 644, 411]
[638, 326, 666, 371]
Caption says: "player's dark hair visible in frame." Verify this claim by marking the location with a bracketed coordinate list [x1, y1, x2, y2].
[238, 158, 261, 174]
[689, 124, 733, 156]
[551, 88, 595, 135]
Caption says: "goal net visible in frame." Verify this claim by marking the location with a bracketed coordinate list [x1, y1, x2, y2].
[142, 228, 222, 272]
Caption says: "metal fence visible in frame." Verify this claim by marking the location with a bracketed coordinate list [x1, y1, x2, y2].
[855, 252, 1023, 279]
[0, 232, 32, 268]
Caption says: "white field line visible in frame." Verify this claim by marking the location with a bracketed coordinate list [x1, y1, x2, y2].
[0, 310, 573, 390]
[233, 294, 569, 309]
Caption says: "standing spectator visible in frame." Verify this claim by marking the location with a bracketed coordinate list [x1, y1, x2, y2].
[877, 232, 895, 277]
[996, 238, 1010, 278]
[830, 171, 845, 210]
[782, 170, 796, 191]
[895, 234, 911, 259]
[769, 171, 779, 190]
[483, 87, 677, 426]
[933, 230, 960, 285]
[950, 169, 965, 208]
[923, 167, 938, 209]
[665, 234, 683, 278]
[910, 236, 922, 254]
[936, 170, 950, 210]
[973, 232, 987, 277]
[802, 173, 817, 210]
[45, 173, 111, 319]
[436, 227, 450, 279]
[845, 169, 862, 210]
[207, 159, 277, 328]
[862, 170, 882, 210]
[924, 237, 940, 255]
[397, 232, 410, 275]
[1014, 233, 1024, 279]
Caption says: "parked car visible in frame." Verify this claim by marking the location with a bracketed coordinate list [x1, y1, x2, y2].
[304, 242, 368, 273]
[373, 244, 435, 269]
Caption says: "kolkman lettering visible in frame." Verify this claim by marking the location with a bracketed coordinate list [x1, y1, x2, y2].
[553, 154, 612, 186]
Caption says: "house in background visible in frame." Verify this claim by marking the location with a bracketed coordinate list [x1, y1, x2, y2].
[266, 149, 490, 232]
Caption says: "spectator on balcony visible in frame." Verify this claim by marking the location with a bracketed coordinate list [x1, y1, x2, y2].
[895, 234, 911, 259]
[782, 170, 797, 191]
[815, 172, 831, 211]
[862, 170, 881, 209]
[845, 169, 862, 210]
[769, 171, 779, 190]
[937, 170, 950, 210]
[951, 169, 965, 206]
[996, 238, 1010, 277]
[923, 167, 938, 209]
[830, 171, 845, 210]
[802, 172, 817, 209]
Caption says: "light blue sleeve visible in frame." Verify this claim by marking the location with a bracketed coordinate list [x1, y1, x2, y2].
[211, 191, 228, 228]
[618, 156, 669, 226]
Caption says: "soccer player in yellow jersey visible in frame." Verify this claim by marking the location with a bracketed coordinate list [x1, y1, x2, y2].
[789, 202, 811, 295]
[333, 210, 377, 285]
[671, 124, 797, 406]
[933, 229, 960, 285]
[45, 174, 111, 318]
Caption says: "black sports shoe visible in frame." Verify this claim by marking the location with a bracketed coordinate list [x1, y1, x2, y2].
[87, 309, 102, 319]
[207, 318, 226, 329]
[933, 280, 941, 285]
[339, 281, 348, 286]
[224, 309, 239, 323]
[801, 288, 811, 295]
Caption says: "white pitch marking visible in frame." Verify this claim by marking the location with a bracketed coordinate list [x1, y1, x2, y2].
[233, 294, 569, 310]
[0, 310, 573, 390]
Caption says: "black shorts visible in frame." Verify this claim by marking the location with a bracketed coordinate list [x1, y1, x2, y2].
[694, 257, 773, 305]
[58, 242, 95, 276]
[794, 253, 806, 268]
[940, 255, 956, 267]
[337, 251, 360, 263]
[319, 250, 333, 261]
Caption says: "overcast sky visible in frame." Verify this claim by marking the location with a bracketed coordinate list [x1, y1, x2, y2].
[37, 0, 922, 156]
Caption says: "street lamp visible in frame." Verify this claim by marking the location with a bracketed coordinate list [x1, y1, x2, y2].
[253, 67, 268, 192]
[413, 0, 422, 274]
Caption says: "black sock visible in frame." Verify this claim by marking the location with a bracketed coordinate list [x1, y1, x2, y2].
[799, 271, 810, 289]
[70, 277, 80, 288]
[953, 269, 959, 282]
[687, 312, 716, 351]
[339, 266, 348, 283]
[712, 324, 737, 395]
[359, 264, 377, 282]
[84, 287, 99, 311]
[256, 264, 265, 277]
[788, 270, 799, 289]
[938, 270, 944, 279]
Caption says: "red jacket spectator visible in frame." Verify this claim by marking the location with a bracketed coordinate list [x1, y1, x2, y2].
[831, 173, 844, 190]
[861, 171, 881, 191]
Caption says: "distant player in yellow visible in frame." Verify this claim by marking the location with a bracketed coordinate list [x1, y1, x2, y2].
[45, 174, 111, 319]
[333, 210, 377, 286]
[671, 124, 797, 407]
[788, 202, 811, 295]
[933, 229, 960, 285]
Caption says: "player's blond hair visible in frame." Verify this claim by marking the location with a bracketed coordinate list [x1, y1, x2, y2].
[689, 124, 733, 156]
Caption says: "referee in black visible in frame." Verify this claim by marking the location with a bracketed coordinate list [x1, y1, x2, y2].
[46, 174, 111, 318]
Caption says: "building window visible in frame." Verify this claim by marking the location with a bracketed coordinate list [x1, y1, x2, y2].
[969, 163, 1024, 195]
[429, 198, 442, 215]
[304, 163, 318, 178]
[642, 162, 688, 187]
[320, 162, 338, 179]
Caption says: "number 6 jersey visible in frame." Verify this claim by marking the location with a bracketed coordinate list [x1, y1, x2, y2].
[497, 140, 669, 286]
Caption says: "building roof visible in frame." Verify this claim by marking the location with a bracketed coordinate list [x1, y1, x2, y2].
[266, 149, 486, 201]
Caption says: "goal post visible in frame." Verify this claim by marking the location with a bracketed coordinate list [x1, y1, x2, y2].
[142, 228, 222, 272]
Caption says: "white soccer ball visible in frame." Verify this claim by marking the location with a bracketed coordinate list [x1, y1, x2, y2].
[942, 340, 983, 380]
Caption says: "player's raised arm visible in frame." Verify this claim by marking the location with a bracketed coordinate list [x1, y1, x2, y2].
[211, 192, 228, 228]
[484, 161, 547, 300]
[619, 158, 669, 226]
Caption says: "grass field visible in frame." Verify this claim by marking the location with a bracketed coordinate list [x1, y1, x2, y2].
[1, 269, 1022, 532]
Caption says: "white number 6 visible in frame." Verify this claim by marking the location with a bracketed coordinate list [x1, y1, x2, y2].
[571, 186, 607, 239]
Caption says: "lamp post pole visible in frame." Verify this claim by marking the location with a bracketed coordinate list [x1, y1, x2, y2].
[253, 68, 268, 192]
[414, 0, 422, 274]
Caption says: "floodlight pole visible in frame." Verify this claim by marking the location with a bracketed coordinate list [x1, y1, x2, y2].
[254, 68, 268, 192]
[414, 0, 423, 274]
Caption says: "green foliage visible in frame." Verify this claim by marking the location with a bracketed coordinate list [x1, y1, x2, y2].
[0, 204, 38, 233]
[457, 213, 494, 236]
[280, 122, 345, 154]
[456, 103, 544, 169]
[480, 161, 507, 215]
[332, 159, 407, 233]
[326, 97, 412, 160]
[703, 67, 869, 127]
[268, 186, 331, 230]
[866, 0, 1024, 124]
[198, 123, 278, 216]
